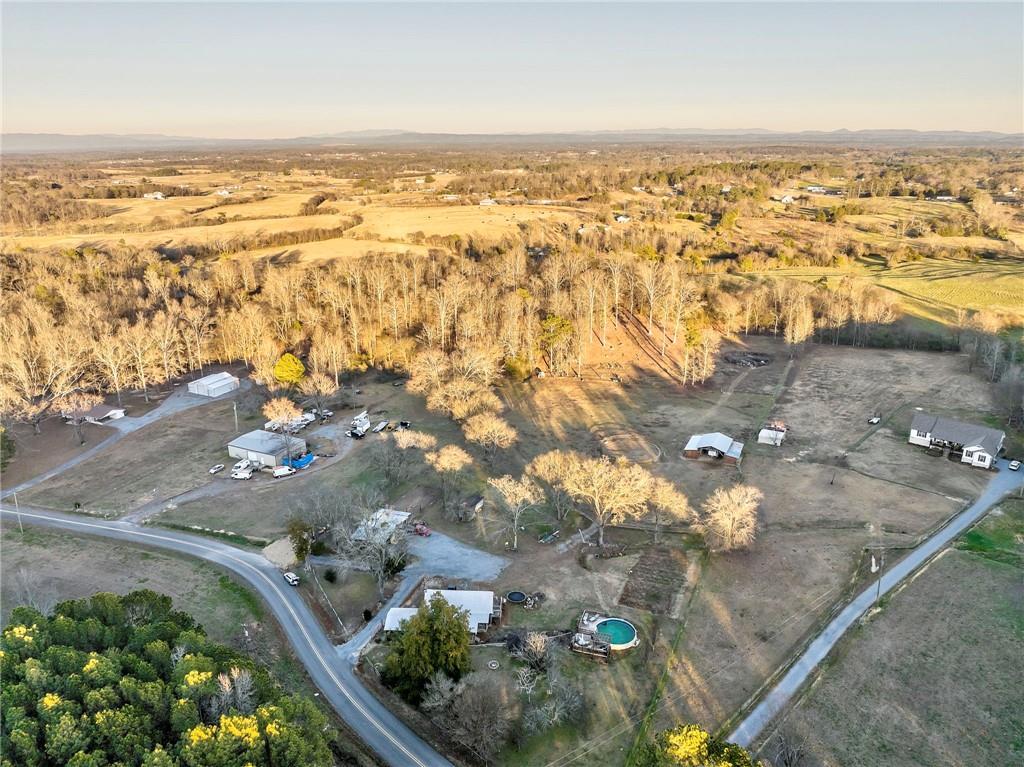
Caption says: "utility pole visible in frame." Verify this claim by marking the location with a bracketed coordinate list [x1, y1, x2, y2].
[13, 492, 23, 534]
[232, 401, 239, 432]
[873, 550, 884, 607]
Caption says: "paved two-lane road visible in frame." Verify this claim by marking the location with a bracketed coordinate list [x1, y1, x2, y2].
[729, 459, 1024, 747]
[0, 505, 454, 767]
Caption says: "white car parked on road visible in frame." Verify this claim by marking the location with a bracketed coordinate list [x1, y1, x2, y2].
[231, 468, 253, 480]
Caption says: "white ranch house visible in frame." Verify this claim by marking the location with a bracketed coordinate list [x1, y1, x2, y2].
[908, 413, 1004, 469]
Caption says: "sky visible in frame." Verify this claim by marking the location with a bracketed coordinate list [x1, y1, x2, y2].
[3, 1, 1022, 137]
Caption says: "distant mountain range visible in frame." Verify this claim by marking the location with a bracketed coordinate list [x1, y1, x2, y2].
[3, 128, 1022, 154]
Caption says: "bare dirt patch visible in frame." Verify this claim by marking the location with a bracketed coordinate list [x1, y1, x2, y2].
[594, 422, 662, 463]
[618, 546, 690, 614]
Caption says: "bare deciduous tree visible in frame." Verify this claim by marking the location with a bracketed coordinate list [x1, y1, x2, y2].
[533, 450, 687, 545]
[698, 484, 763, 551]
[463, 412, 518, 455]
[426, 444, 473, 519]
[262, 397, 303, 462]
[488, 475, 540, 551]
[55, 390, 103, 445]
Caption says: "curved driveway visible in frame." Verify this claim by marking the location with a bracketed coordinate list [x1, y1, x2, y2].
[0, 504, 453, 767]
[729, 458, 1024, 747]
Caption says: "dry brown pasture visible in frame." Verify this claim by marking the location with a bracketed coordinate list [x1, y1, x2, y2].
[349, 201, 581, 240]
[759, 548, 1023, 767]
[20, 399, 259, 515]
[0, 210, 358, 252]
[2, 417, 115, 489]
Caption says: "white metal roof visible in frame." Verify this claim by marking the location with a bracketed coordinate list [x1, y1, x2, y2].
[383, 607, 419, 632]
[684, 432, 744, 459]
[352, 509, 411, 542]
[228, 429, 304, 456]
[192, 371, 239, 387]
[423, 589, 495, 633]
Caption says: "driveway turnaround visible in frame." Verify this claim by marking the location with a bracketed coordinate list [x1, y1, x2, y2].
[0, 505, 454, 767]
[729, 459, 1024, 747]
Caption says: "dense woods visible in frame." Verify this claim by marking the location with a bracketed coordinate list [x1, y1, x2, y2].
[3, 233, 1019, 436]
[1, 145, 1021, 437]
[0, 590, 335, 767]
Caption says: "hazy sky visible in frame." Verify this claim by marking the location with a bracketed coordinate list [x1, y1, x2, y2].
[3, 1, 1022, 136]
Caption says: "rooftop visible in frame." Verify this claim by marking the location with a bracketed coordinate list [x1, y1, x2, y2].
[423, 589, 496, 633]
[684, 432, 744, 459]
[910, 413, 1004, 456]
[227, 429, 302, 455]
[192, 371, 238, 387]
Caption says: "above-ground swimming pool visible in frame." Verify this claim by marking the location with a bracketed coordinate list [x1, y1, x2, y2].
[595, 618, 639, 650]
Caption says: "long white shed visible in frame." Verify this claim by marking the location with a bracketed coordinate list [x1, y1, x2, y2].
[188, 372, 240, 398]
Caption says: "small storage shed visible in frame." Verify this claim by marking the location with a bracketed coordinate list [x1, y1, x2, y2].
[757, 420, 788, 447]
[227, 430, 306, 468]
[188, 372, 240, 398]
[683, 433, 744, 465]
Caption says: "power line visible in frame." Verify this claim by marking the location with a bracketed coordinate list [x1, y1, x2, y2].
[542, 584, 842, 767]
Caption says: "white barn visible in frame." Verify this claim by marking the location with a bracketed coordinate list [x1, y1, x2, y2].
[908, 413, 1004, 469]
[227, 430, 306, 468]
[188, 372, 240, 398]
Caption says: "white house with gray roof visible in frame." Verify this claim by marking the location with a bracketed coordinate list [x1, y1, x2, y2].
[908, 413, 1004, 469]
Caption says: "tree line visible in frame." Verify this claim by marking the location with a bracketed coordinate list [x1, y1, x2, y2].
[5, 228, 982, 442]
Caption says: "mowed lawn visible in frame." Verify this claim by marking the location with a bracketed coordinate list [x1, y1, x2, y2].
[762, 506, 1024, 767]
[1, 525, 261, 643]
[21, 400, 260, 515]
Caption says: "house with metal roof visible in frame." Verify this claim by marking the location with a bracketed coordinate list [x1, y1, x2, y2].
[908, 412, 1004, 469]
[683, 432, 744, 465]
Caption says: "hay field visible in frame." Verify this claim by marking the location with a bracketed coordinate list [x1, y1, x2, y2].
[0, 210, 357, 251]
[239, 236, 430, 263]
[350, 202, 581, 240]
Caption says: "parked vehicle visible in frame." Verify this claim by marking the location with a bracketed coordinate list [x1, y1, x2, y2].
[282, 572, 300, 586]
[273, 466, 296, 478]
[1010, 460, 1021, 471]
[413, 521, 432, 537]
[208, 464, 225, 475]
[868, 416, 881, 425]
[231, 468, 253, 480]
[232, 459, 251, 472]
